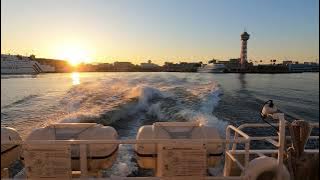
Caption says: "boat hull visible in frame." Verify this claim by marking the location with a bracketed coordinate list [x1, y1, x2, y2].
[1, 127, 22, 169]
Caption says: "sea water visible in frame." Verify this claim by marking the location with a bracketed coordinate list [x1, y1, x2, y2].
[1, 72, 319, 176]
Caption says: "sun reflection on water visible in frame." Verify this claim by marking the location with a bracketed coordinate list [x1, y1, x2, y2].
[71, 72, 80, 85]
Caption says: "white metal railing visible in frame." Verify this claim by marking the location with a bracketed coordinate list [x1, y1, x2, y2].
[237, 121, 319, 151]
[223, 113, 319, 179]
[241, 119, 319, 180]
[2, 116, 319, 179]
[4, 137, 252, 179]
[4, 138, 249, 179]
[224, 124, 251, 176]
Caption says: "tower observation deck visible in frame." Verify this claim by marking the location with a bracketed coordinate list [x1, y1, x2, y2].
[240, 31, 250, 69]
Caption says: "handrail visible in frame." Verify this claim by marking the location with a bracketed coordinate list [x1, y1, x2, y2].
[236, 120, 319, 153]
[225, 151, 245, 171]
[2, 138, 250, 145]
[2, 122, 318, 179]
[226, 149, 319, 154]
[238, 122, 319, 130]
[226, 125, 250, 139]
[226, 125, 250, 154]
[224, 125, 251, 176]
[249, 136, 319, 140]
[7, 135, 315, 147]
[10, 135, 318, 146]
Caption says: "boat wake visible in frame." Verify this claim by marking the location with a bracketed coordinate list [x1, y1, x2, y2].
[56, 74, 228, 176]
[58, 75, 227, 134]
[2, 73, 228, 176]
[1, 95, 39, 109]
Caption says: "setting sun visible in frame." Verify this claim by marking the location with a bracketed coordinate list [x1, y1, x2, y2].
[56, 43, 92, 66]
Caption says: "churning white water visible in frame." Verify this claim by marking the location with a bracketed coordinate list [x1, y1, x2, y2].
[1, 72, 229, 176]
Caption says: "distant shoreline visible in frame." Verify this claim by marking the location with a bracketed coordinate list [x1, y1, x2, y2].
[1, 71, 319, 76]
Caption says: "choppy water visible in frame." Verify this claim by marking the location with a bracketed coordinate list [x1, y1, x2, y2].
[1, 72, 319, 176]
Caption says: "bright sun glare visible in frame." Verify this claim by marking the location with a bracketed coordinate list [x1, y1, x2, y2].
[71, 72, 80, 85]
[56, 44, 92, 66]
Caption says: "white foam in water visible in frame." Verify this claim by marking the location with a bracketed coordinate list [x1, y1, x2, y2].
[147, 102, 164, 119]
[59, 75, 223, 119]
[126, 86, 164, 109]
[104, 144, 138, 177]
[54, 74, 229, 176]
[60, 111, 100, 123]
[117, 163, 130, 176]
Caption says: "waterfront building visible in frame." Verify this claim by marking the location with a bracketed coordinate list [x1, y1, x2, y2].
[282, 60, 293, 65]
[240, 31, 250, 69]
[140, 60, 159, 69]
[216, 60, 229, 64]
[163, 62, 200, 72]
[198, 63, 226, 73]
[76, 64, 99, 72]
[113, 61, 135, 71]
[214, 58, 242, 71]
[96, 63, 113, 71]
[288, 63, 319, 72]
[303, 62, 318, 65]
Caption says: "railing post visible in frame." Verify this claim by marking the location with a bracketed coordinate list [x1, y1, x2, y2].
[225, 127, 230, 151]
[224, 127, 231, 176]
[244, 142, 250, 168]
[80, 144, 88, 178]
[232, 132, 238, 153]
[277, 113, 286, 180]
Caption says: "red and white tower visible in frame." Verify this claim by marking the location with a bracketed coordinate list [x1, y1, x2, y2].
[240, 31, 250, 69]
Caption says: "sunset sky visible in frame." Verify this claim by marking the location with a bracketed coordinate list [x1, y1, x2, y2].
[1, 0, 319, 65]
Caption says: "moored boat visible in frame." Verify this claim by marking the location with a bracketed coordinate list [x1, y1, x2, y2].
[197, 63, 226, 73]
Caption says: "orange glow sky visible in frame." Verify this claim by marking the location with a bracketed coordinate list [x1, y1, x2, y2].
[1, 0, 319, 65]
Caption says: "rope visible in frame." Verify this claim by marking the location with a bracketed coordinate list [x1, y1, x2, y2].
[285, 120, 313, 180]
[259, 117, 279, 133]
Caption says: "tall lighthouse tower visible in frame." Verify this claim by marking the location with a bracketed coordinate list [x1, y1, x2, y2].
[240, 31, 250, 69]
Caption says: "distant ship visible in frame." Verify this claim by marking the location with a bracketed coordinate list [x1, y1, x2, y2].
[197, 63, 226, 73]
[1, 54, 55, 74]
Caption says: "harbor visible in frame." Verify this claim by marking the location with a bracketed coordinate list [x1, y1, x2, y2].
[2, 31, 319, 74]
[1, 55, 319, 74]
